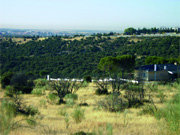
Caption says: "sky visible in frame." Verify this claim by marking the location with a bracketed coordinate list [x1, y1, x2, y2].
[0, 0, 180, 31]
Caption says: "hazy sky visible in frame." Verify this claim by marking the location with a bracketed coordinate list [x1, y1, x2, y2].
[0, 0, 179, 30]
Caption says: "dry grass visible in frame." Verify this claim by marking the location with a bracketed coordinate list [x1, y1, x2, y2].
[0, 83, 177, 135]
[12, 38, 32, 44]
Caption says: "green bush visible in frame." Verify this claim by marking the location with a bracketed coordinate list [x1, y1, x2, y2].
[10, 73, 34, 94]
[33, 79, 48, 88]
[155, 90, 180, 133]
[84, 76, 92, 83]
[65, 93, 78, 100]
[95, 81, 109, 95]
[81, 81, 89, 88]
[72, 106, 85, 123]
[139, 104, 157, 116]
[95, 88, 108, 95]
[0, 100, 16, 135]
[73, 131, 94, 135]
[23, 105, 39, 116]
[47, 93, 59, 104]
[156, 90, 166, 103]
[31, 88, 45, 96]
[4, 86, 15, 97]
[98, 94, 128, 112]
[65, 94, 78, 106]
[50, 81, 80, 104]
[1, 72, 14, 89]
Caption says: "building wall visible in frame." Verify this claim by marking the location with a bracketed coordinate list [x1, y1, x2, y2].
[135, 70, 171, 81]
[148, 70, 170, 81]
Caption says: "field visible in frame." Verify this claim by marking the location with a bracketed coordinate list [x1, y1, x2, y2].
[0, 80, 179, 135]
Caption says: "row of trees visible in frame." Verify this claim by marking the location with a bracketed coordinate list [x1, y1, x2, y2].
[124, 27, 179, 35]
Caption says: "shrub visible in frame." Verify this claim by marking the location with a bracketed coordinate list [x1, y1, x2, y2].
[156, 90, 166, 103]
[0, 100, 15, 135]
[4, 85, 15, 97]
[84, 76, 92, 83]
[155, 90, 180, 133]
[95, 81, 109, 95]
[50, 81, 80, 104]
[23, 105, 39, 116]
[31, 88, 45, 96]
[98, 93, 128, 112]
[139, 104, 157, 116]
[33, 79, 48, 88]
[47, 93, 59, 104]
[39, 99, 47, 108]
[72, 106, 85, 123]
[65, 94, 78, 106]
[73, 131, 93, 135]
[1, 72, 14, 88]
[81, 81, 89, 88]
[65, 93, 78, 100]
[124, 83, 145, 108]
[0, 100, 38, 135]
[10, 73, 34, 94]
[95, 88, 108, 95]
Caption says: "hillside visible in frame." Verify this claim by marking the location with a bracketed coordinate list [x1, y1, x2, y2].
[0, 36, 179, 78]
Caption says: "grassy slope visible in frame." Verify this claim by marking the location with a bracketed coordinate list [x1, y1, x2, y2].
[2, 82, 176, 135]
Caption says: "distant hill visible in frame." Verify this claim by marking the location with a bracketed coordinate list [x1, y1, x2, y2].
[0, 36, 179, 78]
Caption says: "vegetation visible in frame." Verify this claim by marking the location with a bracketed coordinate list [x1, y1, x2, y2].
[49, 81, 80, 104]
[124, 27, 179, 35]
[1, 36, 179, 78]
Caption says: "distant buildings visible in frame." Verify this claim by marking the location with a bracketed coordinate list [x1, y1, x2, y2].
[135, 64, 180, 81]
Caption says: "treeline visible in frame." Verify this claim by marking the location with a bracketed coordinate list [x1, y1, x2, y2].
[124, 27, 179, 35]
[0, 36, 179, 78]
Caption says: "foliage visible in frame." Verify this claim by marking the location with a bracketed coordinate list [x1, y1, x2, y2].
[0, 100, 15, 135]
[124, 27, 179, 35]
[145, 56, 179, 65]
[47, 93, 59, 104]
[156, 90, 167, 103]
[95, 81, 108, 95]
[72, 106, 85, 123]
[124, 83, 145, 108]
[64, 93, 78, 106]
[98, 93, 128, 112]
[4, 85, 15, 97]
[33, 78, 48, 88]
[0, 100, 37, 134]
[73, 131, 94, 135]
[84, 76, 92, 82]
[138, 104, 157, 116]
[49, 81, 80, 104]
[98, 55, 135, 73]
[1, 36, 179, 78]
[124, 27, 136, 35]
[1, 72, 14, 88]
[155, 86, 180, 134]
[31, 87, 45, 96]
[10, 73, 34, 94]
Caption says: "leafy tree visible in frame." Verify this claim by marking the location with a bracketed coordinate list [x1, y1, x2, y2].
[49, 81, 80, 104]
[124, 27, 136, 35]
[1, 72, 14, 88]
[10, 73, 34, 94]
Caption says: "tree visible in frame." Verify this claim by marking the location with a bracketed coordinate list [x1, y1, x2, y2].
[98, 55, 135, 94]
[1, 72, 14, 88]
[98, 55, 135, 77]
[49, 81, 80, 104]
[124, 27, 136, 35]
[10, 73, 34, 94]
